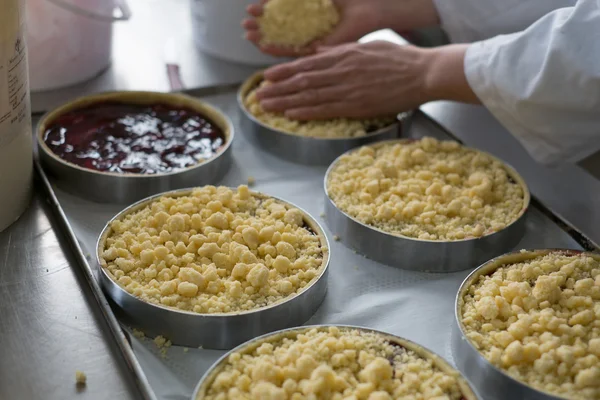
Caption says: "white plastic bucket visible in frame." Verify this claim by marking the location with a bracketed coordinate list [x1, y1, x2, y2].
[190, 0, 284, 66]
[0, 0, 33, 232]
[26, 0, 131, 92]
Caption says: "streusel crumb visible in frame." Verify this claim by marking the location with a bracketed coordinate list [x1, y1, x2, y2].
[75, 370, 86, 385]
[327, 138, 526, 240]
[200, 327, 468, 399]
[461, 251, 600, 399]
[245, 82, 395, 139]
[100, 186, 327, 314]
[132, 328, 145, 339]
[259, 0, 340, 48]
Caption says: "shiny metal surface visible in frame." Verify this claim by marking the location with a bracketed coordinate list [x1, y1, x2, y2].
[237, 72, 409, 166]
[39, 98, 589, 399]
[192, 325, 480, 400]
[35, 161, 158, 400]
[16, 2, 598, 395]
[96, 188, 330, 350]
[452, 249, 598, 400]
[37, 91, 234, 204]
[323, 139, 530, 272]
[0, 185, 142, 400]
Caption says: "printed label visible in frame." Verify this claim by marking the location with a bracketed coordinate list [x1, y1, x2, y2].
[0, 0, 30, 148]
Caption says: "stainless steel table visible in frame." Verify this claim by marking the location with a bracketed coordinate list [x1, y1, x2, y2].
[4, 0, 254, 398]
[2, 0, 598, 399]
[0, 186, 141, 400]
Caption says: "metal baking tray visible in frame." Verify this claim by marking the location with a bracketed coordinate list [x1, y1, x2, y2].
[238, 71, 411, 165]
[324, 139, 530, 272]
[37, 91, 234, 204]
[96, 187, 330, 349]
[35, 82, 597, 400]
[192, 325, 480, 400]
[452, 249, 599, 400]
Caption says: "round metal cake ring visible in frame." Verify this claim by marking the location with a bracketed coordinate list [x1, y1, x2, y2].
[37, 91, 234, 204]
[192, 325, 480, 400]
[452, 249, 599, 400]
[96, 187, 330, 350]
[237, 71, 411, 166]
[323, 139, 531, 273]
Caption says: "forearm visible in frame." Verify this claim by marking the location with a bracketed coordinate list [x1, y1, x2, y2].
[421, 45, 480, 104]
[459, 0, 600, 164]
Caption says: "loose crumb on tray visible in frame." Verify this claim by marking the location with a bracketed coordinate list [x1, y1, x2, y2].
[132, 328, 145, 339]
[326, 137, 526, 241]
[200, 327, 468, 399]
[75, 370, 86, 385]
[154, 335, 172, 349]
[154, 335, 172, 358]
[461, 251, 600, 399]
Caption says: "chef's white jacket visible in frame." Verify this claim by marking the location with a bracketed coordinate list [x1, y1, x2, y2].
[433, 0, 600, 165]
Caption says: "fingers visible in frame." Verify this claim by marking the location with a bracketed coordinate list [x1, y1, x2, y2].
[261, 85, 349, 112]
[257, 69, 348, 99]
[244, 1, 321, 57]
[246, 3, 263, 17]
[258, 44, 316, 58]
[285, 102, 358, 120]
[242, 4, 261, 45]
[316, 45, 333, 53]
[245, 30, 261, 44]
[319, 20, 357, 47]
[242, 18, 259, 30]
[242, 27, 318, 57]
[243, 2, 262, 44]
[264, 51, 339, 81]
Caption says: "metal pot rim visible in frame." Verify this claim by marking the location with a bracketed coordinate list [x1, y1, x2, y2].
[453, 248, 600, 400]
[192, 324, 480, 400]
[323, 138, 531, 244]
[36, 90, 235, 179]
[237, 71, 410, 142]
[96, 186, 330, 318]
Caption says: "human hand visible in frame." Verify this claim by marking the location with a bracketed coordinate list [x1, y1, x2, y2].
[255, 41, 478, 120]
[243, 0, 380, 57]
[243, 0, 439, 57]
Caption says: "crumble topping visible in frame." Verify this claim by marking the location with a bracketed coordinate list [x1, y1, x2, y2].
[326, 138, 525, 240]
[461, 251, 600, 399]
[200, 327, 469, 400]
[100, 186, 327, 314]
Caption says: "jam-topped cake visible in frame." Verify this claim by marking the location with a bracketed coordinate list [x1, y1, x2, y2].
[43, 101, 226, 174]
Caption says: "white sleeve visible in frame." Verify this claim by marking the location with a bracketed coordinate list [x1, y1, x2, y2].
[464, 0, 600, 165]
[433, 0, 577, 42]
